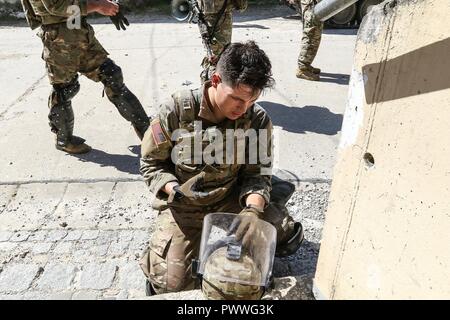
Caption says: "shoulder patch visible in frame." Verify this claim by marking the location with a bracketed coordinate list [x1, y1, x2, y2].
[150, 119, 169, 146]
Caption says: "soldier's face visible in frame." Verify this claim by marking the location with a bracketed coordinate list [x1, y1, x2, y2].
[212, 75, 261, 120]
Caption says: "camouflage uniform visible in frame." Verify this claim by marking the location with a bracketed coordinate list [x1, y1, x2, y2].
[199, 0, 247, 81]
[297, 0, 323, 71]
[21, 0, 149, 149]
[139, 83, 298, 294]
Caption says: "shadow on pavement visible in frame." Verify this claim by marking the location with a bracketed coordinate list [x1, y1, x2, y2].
[128, 144, 142, 156]
[71, 146, 141, 175]
[272, 168, 302, 188]
[322, 28, 358, 35]
[233, 23, 270, 29]
[319, 72, 350, 85]
[273, 239, 321, 277]
[259, 101, 343, 135]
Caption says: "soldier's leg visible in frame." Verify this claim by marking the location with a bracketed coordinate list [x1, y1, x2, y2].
[139, 209, 202, 294]
[98, 58, 150, 140]
[80, 25, 150, 140]
[41, 31, 91, 153]
[201, 11, 233, 82]
[297, 1, 323, 80]
[48, 75, 90, 154]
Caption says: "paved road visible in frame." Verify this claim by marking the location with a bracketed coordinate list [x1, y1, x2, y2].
[0, 6, 356, 299]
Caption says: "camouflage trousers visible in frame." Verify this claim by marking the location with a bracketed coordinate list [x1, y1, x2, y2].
[139, 182, 296, 294]
[38, 21, 109, 85]
[297, 0, 324, 68]
[200, 11, 233, 82]
[38, 21, 149, 145]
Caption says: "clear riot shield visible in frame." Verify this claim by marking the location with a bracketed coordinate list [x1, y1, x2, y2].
[197, 212, 277, 288]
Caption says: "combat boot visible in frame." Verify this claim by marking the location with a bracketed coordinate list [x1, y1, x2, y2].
[311, 66, 321, 74]
[55, 136, 91, 154]
[296, 67, 320, 81]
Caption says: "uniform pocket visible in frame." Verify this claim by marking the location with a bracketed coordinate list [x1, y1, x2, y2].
[139, 211, 173, 279]
[144, 211, 175, 288]
[149, 211, 174, 257]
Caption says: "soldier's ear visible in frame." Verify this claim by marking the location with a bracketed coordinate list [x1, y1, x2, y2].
[211, 74, 221, 88]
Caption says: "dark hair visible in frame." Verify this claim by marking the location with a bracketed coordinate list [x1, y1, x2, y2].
[216, 41, 275, 93]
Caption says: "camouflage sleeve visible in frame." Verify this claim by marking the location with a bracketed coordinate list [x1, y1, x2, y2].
[40, 0, 88, 17]
[140, 99, 180, 199]
[238, 106, 273, 208]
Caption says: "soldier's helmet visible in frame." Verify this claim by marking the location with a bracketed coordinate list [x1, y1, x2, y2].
[195, 213, 277, 300]
[202, 246, 263, 300]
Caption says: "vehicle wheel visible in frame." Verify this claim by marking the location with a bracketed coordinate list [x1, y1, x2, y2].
[327, 3, 357, 27]
[357, 0, 382, 22]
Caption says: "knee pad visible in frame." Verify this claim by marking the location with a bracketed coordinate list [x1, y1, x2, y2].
[51, 77, 80, 105]
[275, 221, 304, 257]
[48, 101, 74, 142]
[99, 58, 124, 91]
[49, 101, 74, 121]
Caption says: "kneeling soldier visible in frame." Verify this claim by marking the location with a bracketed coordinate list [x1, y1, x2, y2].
[139, 41, 304, 295]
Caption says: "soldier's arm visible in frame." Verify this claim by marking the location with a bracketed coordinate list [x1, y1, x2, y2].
[87, 0, 118, 16]
[39, 0, 117, 17]
[40, 0, 88, 17]
[238, 108, 273, 208]
[140, 100, 180, 200]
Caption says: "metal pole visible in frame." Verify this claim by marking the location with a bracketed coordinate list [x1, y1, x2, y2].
[313, 0, 359, 21]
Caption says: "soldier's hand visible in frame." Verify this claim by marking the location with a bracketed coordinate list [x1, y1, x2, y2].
[228, 206, 263, 247]
[110, 5, 130, 31]
[167, 172, 213, 204]
[92, 0, 119, 16]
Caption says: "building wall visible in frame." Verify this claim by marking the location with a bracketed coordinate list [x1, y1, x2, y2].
[313, 0, 450, 299]
[0, 0, 19, 4]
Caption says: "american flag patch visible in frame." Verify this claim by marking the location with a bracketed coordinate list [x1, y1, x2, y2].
[150, 120, 167, 146]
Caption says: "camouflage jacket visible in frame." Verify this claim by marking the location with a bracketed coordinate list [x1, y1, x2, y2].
[199, 0, 247, 15]
[140, 83, 273, 210]
[23, 0, 88, 27]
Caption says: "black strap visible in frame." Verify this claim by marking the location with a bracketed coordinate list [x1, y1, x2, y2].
[209, 0, 229, 41]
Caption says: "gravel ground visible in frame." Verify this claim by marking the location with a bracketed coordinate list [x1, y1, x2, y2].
[273, 182, 330, 278]
[0, 181, 330, 300]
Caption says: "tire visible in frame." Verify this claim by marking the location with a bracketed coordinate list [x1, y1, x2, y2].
[327, 3, 357, 27]
[357, 0, 382, 23]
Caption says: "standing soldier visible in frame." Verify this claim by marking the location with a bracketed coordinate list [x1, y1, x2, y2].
[139, 41, 304, 295]
[20, 0, 150, 154]
[199, 0, 248, 82]
[296, 0, 323, 81]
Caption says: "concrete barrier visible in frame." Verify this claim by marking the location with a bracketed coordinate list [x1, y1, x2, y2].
[313, 0, 450, 299]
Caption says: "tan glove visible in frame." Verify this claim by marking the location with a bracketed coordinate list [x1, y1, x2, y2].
[229, 205, 263, 247]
